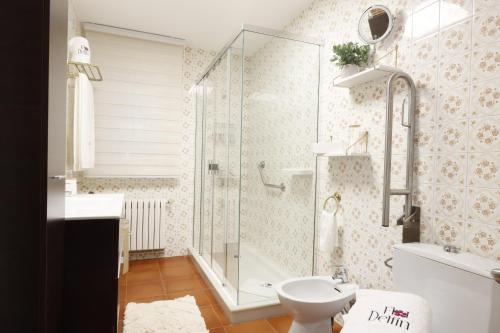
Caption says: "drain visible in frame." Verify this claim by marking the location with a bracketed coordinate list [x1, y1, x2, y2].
[261, 282, 273, 288]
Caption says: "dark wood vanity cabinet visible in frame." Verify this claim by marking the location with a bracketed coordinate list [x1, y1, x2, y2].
[63, 218, 120, 333]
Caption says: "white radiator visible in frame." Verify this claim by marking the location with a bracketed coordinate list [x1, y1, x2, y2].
[122, 199, 171, 251]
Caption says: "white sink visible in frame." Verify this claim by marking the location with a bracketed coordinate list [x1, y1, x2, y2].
[65, 193, 124, 220]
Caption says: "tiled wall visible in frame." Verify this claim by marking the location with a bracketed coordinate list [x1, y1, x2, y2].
[281, 0, 500, 288]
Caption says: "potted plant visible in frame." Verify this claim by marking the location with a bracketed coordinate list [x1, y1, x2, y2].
[331, 42, 370, 78]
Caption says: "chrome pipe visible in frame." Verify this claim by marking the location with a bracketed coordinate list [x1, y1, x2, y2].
[382, 72, 416, 227]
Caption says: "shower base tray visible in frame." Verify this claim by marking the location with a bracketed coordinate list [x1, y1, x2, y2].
[188, 247, 287, 323]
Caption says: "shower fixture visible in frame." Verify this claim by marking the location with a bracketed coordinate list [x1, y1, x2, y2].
[382, 72, 420, 243]
[257, 161, 286, 191]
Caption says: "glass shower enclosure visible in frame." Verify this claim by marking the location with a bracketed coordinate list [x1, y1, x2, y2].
[192, 25, 321, 306]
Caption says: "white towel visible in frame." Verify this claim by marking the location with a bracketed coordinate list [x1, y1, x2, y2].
[342, 289, 431, 333]
[319, 210, 338, 252]
[73, 73, 95, 170]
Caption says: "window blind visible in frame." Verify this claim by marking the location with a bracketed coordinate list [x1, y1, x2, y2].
[84, 31, 183, 178]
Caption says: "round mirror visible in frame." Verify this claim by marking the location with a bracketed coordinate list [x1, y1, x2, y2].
[358, 5, 394, 44]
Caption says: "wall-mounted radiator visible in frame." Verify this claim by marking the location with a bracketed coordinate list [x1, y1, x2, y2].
[122, 199, 171, 251]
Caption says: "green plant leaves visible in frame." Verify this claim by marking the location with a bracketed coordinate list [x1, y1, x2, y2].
[331, 42, 370, 68]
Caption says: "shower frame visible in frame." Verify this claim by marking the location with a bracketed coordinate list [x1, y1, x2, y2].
[191, 24, 322, 313]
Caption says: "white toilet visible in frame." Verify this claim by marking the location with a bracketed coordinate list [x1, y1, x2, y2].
[393, 243, 500, 333]
[275, 276, 356, 333]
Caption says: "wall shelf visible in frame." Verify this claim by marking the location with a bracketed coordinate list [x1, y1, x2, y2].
[68, 61, 103, 81]
[317, 152, 370, 158]
[333, 65, 404, 88]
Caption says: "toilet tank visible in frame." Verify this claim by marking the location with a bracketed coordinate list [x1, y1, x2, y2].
[393, 243, 500, 333]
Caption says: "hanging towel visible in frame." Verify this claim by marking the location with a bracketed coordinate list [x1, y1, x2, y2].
[341, 289, 431, 333]
[73, 73, 95, 170]
[319, 210, 338, 252]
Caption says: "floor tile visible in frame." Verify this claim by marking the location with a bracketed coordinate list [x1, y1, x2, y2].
[267, 315, 292, 333]
[200, 305, 223, 329]
[164, 276, 207, 293]
[204, 289, 219, 305]
[224, 320, 277, 333]
[212, 305, 230, 326]
[126, 269, 161, 286]
[126, 282, 165, 302]
[166, 290, 211, 307]
[160, 263, 198, 279]
[158, 256, 193, 267]
[209, 328, 226, 333]
[129, 259, 159, 272]
[121, 258, 345, 333]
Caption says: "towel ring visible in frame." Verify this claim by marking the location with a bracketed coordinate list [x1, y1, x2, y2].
[323, 192, 341, 216]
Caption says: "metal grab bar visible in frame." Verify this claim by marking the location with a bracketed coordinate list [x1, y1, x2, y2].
[382, 72, 420, 242]
[257, 161, 285, 191]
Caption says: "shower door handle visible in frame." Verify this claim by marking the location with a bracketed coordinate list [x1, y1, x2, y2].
[208, 161, 219, 175]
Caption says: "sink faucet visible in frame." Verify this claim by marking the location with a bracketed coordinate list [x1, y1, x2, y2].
[333, 266, 348, 283]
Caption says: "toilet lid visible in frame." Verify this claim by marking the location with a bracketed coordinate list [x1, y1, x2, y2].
[394, 243, 498, 280]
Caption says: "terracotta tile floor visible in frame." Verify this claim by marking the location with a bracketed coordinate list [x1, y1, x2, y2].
[119, 256, 342, 333]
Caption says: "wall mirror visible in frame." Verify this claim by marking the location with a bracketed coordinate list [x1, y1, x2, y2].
[358, 5, 395, 44]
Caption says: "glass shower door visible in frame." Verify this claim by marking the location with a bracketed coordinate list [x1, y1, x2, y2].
[201, 77, 214, 267]
[200, 52, 231, 285]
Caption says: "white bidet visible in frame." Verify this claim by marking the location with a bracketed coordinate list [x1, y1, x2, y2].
[275, 276, 355, 333]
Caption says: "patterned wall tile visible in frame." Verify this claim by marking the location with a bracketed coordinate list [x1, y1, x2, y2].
[471, 44, 500, 81]
[438, 53, 470, 89]
[436, 119, 468, 152]
[439, 19, 471, 57]
[468, 116, 500, 151]
[465, 222, 500, 260]
[435, 186, 466, 219]
[470, 79, 500, 117]
[437, 85, 469, 120]
[467, 188, 500, 225]
[472, 13, 500, 47]
[468, 153, 500, 188]
[434, 217, 465, 249]
[435, 154, 467, 185]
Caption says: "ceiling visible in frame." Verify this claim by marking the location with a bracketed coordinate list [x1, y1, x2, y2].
[73, 0, 314, 51]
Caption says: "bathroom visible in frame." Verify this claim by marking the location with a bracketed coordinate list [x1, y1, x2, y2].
[2, 0, 499, 332]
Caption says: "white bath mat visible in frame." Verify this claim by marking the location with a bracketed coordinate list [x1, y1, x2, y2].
[124, 295, 209, 333]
